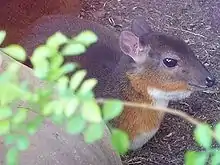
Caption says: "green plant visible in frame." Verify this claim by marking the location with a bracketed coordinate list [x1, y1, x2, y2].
[185, 124, 220, 165]
[0, 30, 129, 165]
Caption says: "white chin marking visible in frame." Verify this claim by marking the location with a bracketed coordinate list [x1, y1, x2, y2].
[147, 87, 192, 104]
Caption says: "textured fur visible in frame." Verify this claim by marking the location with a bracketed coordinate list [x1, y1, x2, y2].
[147, 87, 192, 102]
[130, 129, 158, 150]
[129, 87, 192, 150]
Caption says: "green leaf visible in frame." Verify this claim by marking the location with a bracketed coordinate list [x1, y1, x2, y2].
[56, 76, 69, 95]
[51, 63, 78, 82]
[70, 70, 87, 91]
[0, 107, 12, 120]
[20, 80, 30, 93]
[54, 101, 64, 115]
[185, 151, 208, 165]
[102, 99, 123, 121]
[0, 63, 20, 85]
[81, 99, 102, 123]
[49, 63, 76, 82]
[0, 71, 11, 83]
[50, 53, 64, 69]
[46, 32, 69, 49]
[51, 113, 65, 125]
[211, 150, 220, 165]
[74, 30, 98, 46]
[7, 62, 21, 73]
[0, 83, 22, 105]
[214, 123, 220, 144]
[6, 62, 21, 79]
[66, 115, 86, 134]
[3, 44, 26, 61]
[60, 63, 77, 75]
[111, 128, 130, 155]
[32, 45, 52, 59]
[64, 98, 80, 117]
[29, 93, 39, 102]
[194, 124, 212, 149]
[31, 46, 51, 78]
[77, 78, 97, 96]
[43, 101, 59, 116]
[12, 108, 27, 124]
[33, 61, 49, 79]
[16, 135, 29, 151]
[48, 69, 63, 81]
[4, 134, 16, 146]
[80, 90, 95, 100]
[83, 123, 104, 143]
[36, 89, 52, 107]
[27, 116, 43, 135]
[0, 30, 6, 45]
[61, 43, 86, 56]
[6, 147, 19, 165]
[0, 120, 10, 135]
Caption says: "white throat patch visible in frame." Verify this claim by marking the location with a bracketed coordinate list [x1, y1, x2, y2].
[147, 87, 192, 107]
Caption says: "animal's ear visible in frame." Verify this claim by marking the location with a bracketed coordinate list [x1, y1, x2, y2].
[119, 30, 142, 62]
[131, 17, 152, 37]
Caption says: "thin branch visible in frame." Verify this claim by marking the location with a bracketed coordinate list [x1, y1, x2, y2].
[97, 98, 201, 126]
[19, 97, 216, 139]
[97, 98, 217, 140]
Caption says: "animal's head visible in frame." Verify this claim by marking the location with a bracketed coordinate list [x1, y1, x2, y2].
[119, 17, 215, 101]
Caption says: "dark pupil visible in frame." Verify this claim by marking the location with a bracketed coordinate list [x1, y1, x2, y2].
[163, 58, 177, 67]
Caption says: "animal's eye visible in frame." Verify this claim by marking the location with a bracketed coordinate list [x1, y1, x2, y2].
[163, 58, 178, 67]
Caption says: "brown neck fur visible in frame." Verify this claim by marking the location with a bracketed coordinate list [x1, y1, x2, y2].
[127, 70, 189, 94]
[105, 54, 190, 140]
[104, 57, 165, 140]
[112, 73, 165, 140]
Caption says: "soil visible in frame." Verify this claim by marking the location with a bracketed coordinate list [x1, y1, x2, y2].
[80, 0, 220, 164]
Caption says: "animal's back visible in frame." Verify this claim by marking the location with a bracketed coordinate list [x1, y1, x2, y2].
[19, 14, 123, 95]
[1, 15, 124, 165]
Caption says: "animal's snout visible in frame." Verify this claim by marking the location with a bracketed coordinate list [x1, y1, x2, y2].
[205, 76, 215, 87]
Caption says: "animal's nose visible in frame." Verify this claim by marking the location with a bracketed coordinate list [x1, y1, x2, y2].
[205, 76, 215, 87]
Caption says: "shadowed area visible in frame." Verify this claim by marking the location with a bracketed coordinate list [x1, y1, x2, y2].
[0, 0, 81, 46]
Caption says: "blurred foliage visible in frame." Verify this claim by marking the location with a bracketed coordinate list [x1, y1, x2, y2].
[0, 30, 129, 165]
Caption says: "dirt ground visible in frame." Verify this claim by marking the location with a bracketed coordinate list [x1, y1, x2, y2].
[80, 0, 220, 164]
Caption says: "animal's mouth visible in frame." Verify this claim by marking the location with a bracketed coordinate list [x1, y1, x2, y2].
[188, 83, 217, 94]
